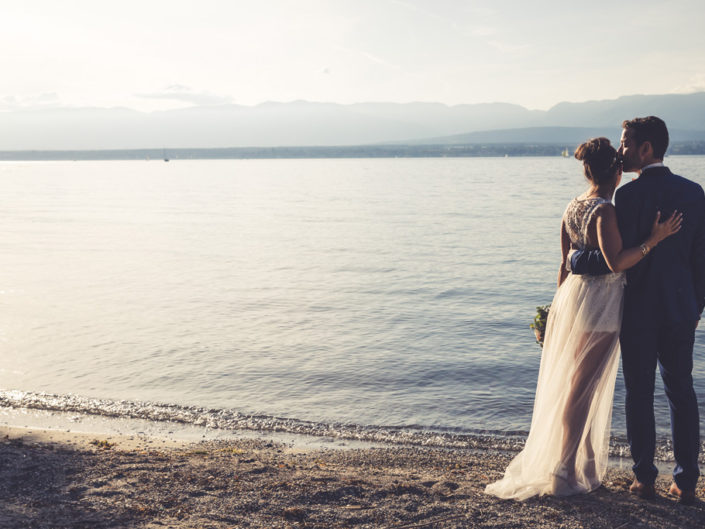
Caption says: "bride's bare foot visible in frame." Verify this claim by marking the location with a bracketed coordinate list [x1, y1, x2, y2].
[583, 458, 598, 486]
[583, 436, 598, 487]
[552, 464, 578, 495]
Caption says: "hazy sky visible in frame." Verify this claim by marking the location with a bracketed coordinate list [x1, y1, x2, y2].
[2, 0, 704, 112]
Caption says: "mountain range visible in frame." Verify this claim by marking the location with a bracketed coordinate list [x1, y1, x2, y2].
[2, 92, 705, 150]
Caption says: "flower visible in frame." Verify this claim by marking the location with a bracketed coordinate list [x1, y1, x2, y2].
[530, 305, 550, 347]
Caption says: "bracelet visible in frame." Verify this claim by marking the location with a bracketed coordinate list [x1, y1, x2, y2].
[640, 243, 650, 256]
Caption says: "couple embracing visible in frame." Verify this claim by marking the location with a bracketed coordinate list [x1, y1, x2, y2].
[486, 116, 704, 503]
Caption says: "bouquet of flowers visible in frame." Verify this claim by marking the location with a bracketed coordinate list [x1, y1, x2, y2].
[530, 305, 550, 347]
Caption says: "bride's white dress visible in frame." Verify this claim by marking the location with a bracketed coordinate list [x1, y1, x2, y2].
[485, 197, 625, 500]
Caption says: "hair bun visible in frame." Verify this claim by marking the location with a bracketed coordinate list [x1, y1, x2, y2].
[573, 137, 618, 186]
[574, 137, 611, 163]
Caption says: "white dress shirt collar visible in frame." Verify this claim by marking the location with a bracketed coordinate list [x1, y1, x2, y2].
[641, 162, 665, 172]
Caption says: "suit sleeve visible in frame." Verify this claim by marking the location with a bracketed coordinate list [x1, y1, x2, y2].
[570, 248, 611, 275]
[691, 187, 705, 317]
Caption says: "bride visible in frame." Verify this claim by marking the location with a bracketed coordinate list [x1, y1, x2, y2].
[485, 138, 682, 500]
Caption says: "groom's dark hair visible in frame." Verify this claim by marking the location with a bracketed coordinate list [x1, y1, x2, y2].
[622, 116, 669, 160]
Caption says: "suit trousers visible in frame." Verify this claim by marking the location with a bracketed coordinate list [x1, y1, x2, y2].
[620, 318, 701, 490]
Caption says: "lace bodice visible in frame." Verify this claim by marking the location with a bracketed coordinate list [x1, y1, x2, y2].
[563, 197, 611, 250]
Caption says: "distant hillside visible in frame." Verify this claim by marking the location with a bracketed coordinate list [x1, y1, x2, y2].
[544, 93, 705, 131]
[405, 126, 705, 146]
[1, 92, 705, 150]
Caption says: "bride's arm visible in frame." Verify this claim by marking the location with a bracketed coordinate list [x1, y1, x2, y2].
[558, 220, 570, 287]
[595, 204, 682, 273]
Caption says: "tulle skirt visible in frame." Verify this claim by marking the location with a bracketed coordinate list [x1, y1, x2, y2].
[485, 272, 625, 500]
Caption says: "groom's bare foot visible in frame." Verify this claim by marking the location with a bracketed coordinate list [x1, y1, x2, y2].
[668, 482, 695, 505]
[629, 479, 656, 500]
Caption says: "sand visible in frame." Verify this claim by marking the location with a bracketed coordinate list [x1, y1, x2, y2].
[1, 425, 703, 528]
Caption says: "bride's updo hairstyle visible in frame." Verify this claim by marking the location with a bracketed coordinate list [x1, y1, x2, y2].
[574, 137, 619, 186]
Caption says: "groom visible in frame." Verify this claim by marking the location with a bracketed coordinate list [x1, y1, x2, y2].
[571, 116, 705, 504]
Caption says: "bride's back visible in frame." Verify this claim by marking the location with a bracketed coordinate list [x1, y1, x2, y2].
[564, 196, 611, 250]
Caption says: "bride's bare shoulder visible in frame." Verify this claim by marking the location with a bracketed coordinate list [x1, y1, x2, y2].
[591, 202, 618, 230]
[594, 201, 616, 216]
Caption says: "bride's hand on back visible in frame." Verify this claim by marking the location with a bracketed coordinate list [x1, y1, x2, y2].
[649, 210, 683, 244]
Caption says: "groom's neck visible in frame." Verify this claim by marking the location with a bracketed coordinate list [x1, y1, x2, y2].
[637, 158, 664, 175]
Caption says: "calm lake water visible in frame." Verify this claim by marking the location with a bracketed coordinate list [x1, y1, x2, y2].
[1, 157, 704, 443]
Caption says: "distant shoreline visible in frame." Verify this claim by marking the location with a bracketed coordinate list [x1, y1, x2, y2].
[2, 142, 705, 161]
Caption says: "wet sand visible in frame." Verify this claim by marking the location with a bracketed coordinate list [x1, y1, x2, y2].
[1, 426, 703, 528]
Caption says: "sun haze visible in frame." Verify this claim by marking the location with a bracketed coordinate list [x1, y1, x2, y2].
[2, 0, 704, 112]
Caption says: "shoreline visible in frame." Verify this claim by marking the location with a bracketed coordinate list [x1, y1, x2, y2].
[2, 425, 703, 528]
[0, 146, 653, 161]
[1, 396, 698, 467]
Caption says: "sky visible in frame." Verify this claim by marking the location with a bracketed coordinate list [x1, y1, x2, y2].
[2, 0, 705, 112]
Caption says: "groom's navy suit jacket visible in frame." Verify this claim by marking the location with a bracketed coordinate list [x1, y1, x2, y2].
[572, 166, 705, 326]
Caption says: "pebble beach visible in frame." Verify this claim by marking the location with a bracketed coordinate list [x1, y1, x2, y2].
[1, 426, 704, 528]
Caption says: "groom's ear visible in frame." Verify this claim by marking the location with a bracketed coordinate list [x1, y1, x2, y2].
[639, 140, 653, 159]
